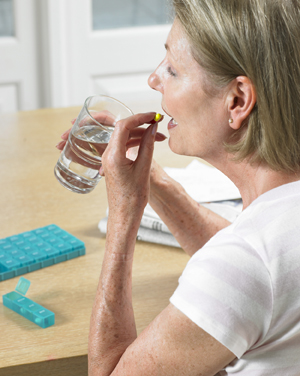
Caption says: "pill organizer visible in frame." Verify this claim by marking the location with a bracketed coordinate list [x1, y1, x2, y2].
[3, 277, 55, 328]
[0, 224, 85, 282]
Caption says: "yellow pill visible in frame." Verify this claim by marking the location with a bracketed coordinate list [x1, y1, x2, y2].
[154, 113, 162, 122]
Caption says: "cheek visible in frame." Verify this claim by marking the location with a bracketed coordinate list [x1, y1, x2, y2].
[163, 92, 186, 121]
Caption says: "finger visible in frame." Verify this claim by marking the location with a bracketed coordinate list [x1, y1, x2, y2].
[126, 133, 166, 149]
[128, 128, 147, 138]
[109, 112, 158, 160]
[135, 123, 157, 173]
[61, 128, 71, 140]
[118, 112, 157, 134]
[155, 132, 167, 141]
[126, 113, 163, 130]
[129, 128, 166, 140]
[56, 140, 66, 150]
[128, 113, 164, 131]
[99, 165, 105, 176]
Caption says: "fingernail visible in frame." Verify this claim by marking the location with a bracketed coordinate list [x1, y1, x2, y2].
[99, 166, 105, 176]
[152, 123, 158, 135]
[155, 132, 167, 141]
[71, 118, 76, 124]
[61, 129, 70, 138]
[56, 140, 64, 148]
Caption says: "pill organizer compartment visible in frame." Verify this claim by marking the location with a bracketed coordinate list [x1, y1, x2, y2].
[2, 277, 55, 329]
[0, 224, 85, 282]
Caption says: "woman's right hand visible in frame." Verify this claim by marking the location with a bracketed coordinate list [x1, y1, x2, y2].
[101, 112, 164, 225]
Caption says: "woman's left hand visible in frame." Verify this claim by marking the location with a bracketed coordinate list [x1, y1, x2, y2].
[102, 112, 163, 228]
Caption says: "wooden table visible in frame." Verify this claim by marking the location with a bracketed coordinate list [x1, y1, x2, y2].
[0, 107, 192, 376]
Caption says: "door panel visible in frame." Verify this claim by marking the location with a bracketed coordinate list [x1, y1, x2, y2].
[0, 0, 14, 37]
[0, 0, 39, 112]
[92, 0, 172, 29]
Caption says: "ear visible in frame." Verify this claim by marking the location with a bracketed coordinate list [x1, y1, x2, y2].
[227, 76, 256, 130]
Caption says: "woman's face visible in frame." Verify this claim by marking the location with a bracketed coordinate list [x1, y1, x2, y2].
[148, 19, 231, 162]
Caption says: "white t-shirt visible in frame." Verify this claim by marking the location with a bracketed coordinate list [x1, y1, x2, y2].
[170, 181, 300, 375]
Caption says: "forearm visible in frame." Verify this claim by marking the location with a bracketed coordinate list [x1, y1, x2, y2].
[150, 162, 231, 256]
[88, 217, 139, 376]
[88, 113, 167, 375]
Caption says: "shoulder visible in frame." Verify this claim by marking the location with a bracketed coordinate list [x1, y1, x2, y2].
[225, 180, 300, 265]
[171, 181, 300, 357]
[171, 226, 273, 358]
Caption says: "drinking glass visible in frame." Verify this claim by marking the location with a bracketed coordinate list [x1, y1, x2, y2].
[54, 95, 133, 194]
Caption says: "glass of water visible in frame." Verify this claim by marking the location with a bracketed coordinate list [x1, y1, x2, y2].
[54, 95, 133, 194]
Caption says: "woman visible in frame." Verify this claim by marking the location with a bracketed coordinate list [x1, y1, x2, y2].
[58, 0, 300, 374]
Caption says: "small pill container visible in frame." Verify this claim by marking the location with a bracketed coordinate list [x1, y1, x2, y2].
[2, 277, 55, 329]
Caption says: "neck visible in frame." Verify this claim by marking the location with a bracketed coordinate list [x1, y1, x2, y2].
[209, 156, 300, 209]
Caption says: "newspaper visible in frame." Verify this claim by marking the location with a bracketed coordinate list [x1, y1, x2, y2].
[163, 159, 241, 203]
[98, 217, 181, 248]
[98, 160, 243, 248]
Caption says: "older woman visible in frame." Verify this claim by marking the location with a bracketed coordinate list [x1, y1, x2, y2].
[58, 0, 300, 374]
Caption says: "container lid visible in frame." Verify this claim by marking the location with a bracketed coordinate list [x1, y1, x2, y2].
[15, 277, 31, 296]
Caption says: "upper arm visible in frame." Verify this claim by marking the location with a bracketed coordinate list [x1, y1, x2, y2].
[111, 303, 236, 376]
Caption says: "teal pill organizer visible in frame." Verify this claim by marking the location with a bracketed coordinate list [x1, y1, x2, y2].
[0, 224, 85, 282]
[2, 277, 55, 328]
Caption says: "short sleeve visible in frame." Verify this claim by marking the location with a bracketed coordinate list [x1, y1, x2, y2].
[170, 231, 273, 358]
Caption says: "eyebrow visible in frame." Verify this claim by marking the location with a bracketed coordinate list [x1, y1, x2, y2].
[164, 43, 175, 60]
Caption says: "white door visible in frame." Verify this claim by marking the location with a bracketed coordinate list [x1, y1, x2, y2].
[0, 0, 39, 112]
[45, 0, 172, 113]
[0, 0, 172, 113]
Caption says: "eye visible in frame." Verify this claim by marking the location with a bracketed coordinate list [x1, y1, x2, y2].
[167, 66, 176, 77]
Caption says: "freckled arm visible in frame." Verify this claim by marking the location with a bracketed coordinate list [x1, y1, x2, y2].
[88, 113, 158, 375]
[88, 216, 139, 376]
[149, 160, 231, 256]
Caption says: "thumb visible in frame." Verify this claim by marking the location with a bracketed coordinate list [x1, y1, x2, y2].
[135, 123, 157, 171]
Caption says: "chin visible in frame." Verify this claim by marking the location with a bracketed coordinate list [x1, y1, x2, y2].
[169, 138, 207, 159]
[168, 138, 189, 156]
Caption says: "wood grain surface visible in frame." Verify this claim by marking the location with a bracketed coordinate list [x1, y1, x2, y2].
[0, 107, 192, 375]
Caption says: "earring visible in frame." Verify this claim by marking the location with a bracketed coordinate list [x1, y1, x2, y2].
[229, 118, 233, 124]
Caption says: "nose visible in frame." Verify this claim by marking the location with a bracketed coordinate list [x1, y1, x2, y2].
[148, 66, 163, 93]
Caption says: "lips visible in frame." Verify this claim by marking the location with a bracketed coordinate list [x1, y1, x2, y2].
[162, 106, 178, 130]
[168, 118, 178, 130]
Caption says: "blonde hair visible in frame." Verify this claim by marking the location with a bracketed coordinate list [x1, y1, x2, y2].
[173, 0, 300, 171]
